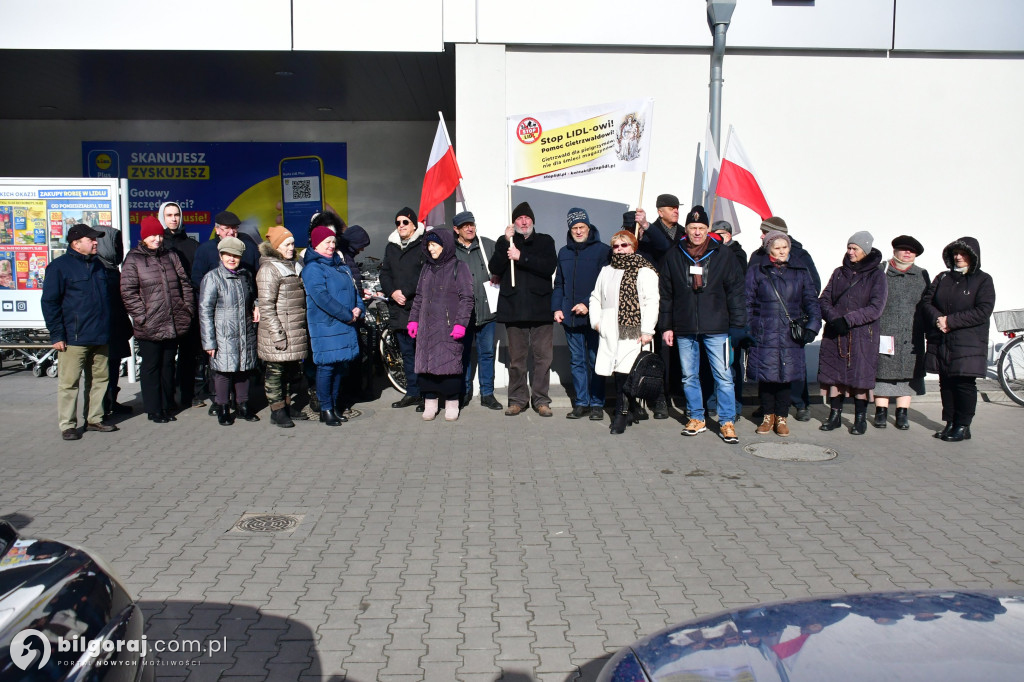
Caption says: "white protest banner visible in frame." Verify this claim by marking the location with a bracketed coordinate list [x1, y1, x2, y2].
[507, 98, 654, 185]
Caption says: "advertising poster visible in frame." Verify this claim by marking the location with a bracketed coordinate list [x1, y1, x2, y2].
[83, 142, 348, 248]
[507, 98, 654, 185]
[0, 179, 120, 327]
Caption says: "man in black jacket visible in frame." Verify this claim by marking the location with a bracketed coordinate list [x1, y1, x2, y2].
[488, 202, 558, 417]
[41, 224, 119, 440]
[703, 220, 748, 418]
[659, 206, 746, 444]
[159, 200, 204, 408]
[380, 207, 425, 410]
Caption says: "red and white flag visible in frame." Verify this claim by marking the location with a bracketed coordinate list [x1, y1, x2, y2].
[716, 125, 772, 220]
[699, 119, 742, 234]
[419, 114, 462, 228]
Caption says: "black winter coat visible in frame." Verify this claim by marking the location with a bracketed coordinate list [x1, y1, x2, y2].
[637, 218, 675, 267]
[817, 248, 887, 389]
[658, 237, 746, 335]
[163, 228, 199, 278]
[380, 228, 426, 330]
[922, 237, 995, 378]
[552, 227, 610, 328]
[488, 228, 557, 324]
[745, 261, 821, 384]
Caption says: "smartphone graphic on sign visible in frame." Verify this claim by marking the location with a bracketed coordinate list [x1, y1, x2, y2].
[280, 156, 325, 244]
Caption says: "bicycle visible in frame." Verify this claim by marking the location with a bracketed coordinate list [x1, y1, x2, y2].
[358, 259, 407, 394]
[994, 309, 1024, 406]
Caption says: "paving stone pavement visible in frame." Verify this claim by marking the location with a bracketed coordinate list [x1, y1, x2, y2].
[3, 364, 1023, 681]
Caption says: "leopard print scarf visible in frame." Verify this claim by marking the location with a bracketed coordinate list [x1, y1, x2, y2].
[612, 253, 657, 340]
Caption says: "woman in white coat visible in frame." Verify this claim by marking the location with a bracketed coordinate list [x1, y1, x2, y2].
[590, 230, 660, 434]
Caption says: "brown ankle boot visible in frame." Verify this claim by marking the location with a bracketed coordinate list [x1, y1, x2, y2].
[775, 416, 790, 436]
[755, 414, 775, 435]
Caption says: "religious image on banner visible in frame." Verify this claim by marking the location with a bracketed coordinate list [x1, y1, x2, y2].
[507, 98, 654, 185]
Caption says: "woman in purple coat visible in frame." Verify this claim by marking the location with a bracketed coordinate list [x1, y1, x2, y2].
[407, 228, 474, 422]
[817, 231, 888, 435]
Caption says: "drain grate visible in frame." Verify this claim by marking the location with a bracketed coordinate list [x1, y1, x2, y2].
[233, 513, 303, 533]
[744, 442, 838, 462]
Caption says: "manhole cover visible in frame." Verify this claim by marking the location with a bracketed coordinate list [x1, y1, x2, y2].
[744, 442, 837, 462]
[233, 513, 302, 533]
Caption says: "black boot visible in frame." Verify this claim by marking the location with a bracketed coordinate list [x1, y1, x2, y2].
[933, 421, 953, 439]
[237, 402, 260, 422]
[894, 407, 909, 430]
[628, 398, 642, 426]
[942, 424, 971, 442]
[652, 396, 669, 420]
[610, 409, 629, 435]
[873, 406, 888, 429]
[216, 404, 233, 426]
[819, 408, 842, 431]
[320, 409, 343, 426]
[850, 411, 867, 435]
[270, 407, 295, 428]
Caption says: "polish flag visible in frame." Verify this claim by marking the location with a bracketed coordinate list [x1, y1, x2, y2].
[716, 125, 772, 220]
[419, 116, 462, 228]
[700, 119, 742, 234]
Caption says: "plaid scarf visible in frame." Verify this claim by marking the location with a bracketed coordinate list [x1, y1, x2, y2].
[611, 253, 656, 340]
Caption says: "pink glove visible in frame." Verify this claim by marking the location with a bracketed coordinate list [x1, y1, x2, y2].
[450, 324, 466, 340]
[407, 321, 418, 338]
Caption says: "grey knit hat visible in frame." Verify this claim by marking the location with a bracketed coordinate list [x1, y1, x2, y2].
[848, 230, 874, 254]
[763, 230, 791, 252]
[760, 216, 788, 234]
[712, 220, 733, 235]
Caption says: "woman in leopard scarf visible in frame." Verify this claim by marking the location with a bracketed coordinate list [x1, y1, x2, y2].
[589, 230, 660, 434]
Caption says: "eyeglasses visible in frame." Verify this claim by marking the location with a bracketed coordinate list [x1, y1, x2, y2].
[395, 219, 412, 226]
[612, 243, 631, 250]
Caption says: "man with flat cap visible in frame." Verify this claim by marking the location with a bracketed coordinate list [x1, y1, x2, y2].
[489, 201, 558, 416]
[453, 210, 502, 410]
[42, 224, 119, 440]
[633, 193, 683, 419]
[873, 234, 929, 430]
[190, 210, 260, 290]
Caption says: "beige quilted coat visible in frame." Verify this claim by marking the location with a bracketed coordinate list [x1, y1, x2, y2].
[257, 241, 310, 362]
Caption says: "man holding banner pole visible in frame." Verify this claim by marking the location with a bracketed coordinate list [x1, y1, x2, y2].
[488, 202, 557, 417]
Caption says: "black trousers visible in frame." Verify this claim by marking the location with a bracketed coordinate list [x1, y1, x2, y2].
[138, 338, 178, 415]
[939, 374, 977, 426]
[758, 381, 790, 417]
[174, 321, 201, 404]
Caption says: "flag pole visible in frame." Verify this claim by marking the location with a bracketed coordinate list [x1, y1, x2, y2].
[507, 184, 516, 287]
[634, 171, 646, 237]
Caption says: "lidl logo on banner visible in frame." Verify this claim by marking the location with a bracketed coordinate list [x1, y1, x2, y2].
[88, 150, 119, 178]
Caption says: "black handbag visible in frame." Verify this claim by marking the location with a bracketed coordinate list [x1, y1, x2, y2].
[623, 344, 665, 401]
[766, 271, 810, 345]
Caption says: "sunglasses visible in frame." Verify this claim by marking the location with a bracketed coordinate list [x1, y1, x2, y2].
[612, 243, 632, 250]
[395, 219, 412, 226]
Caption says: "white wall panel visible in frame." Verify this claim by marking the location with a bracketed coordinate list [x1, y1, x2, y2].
[0, 0, 290, 50]
[895, 0, 1024, 52]
[443, 0, 477, 44]
[728, 0, 894, 50]
[465, 48, 1024, 314]
[294, 0, 443, 52]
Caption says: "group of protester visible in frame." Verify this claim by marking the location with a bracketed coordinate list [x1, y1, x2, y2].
[42, 195, 995, 446]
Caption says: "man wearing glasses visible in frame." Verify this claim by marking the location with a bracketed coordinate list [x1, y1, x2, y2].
[380, 207, 426, 410]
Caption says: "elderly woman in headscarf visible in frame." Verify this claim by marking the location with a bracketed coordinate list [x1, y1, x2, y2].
[589, 229, 660, 435]
[407, 228, 474, 422]
[921, 237, 995, 442]
[744, 230, 821, 437]
[872, 235, 930, 431]
[817, 231, 888, 435]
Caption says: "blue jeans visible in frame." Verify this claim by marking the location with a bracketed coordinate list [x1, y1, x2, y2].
[564, 325, 605, 408]
[316, 361, 348, 412]
[706, 347, 744, 415]
[678, 334, 736, 423]
[395, 330, 420, 397]
[462, 320, 496, 397]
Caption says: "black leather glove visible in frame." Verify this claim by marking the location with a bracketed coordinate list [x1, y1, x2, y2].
[830, 317, 850, 335]
[730, 327, 756, 349]
[802, 327, 817, 345]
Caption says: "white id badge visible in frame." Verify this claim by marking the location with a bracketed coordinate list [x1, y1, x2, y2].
[879, 335, 895, 355]
[689, 265, 703, 276]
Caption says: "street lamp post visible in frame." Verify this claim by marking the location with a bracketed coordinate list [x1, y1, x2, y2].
[707, 0, 736, 155]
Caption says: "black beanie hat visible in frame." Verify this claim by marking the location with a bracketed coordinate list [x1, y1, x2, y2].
[684, 205, 710, 227]
[511, 201, 535, 223]
[395, 207, 418, 225]
[622, 211, 637, 229]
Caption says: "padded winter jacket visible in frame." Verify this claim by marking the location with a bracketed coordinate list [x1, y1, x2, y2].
[120, 244, 195, 342]
[552, 226, 610, 329]
[256, 241, 309, 363]
[199, 264, 258, 373]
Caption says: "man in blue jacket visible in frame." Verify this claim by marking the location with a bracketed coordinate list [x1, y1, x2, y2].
[41, 224, 119, 440]
[553, 207, 610, 420]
